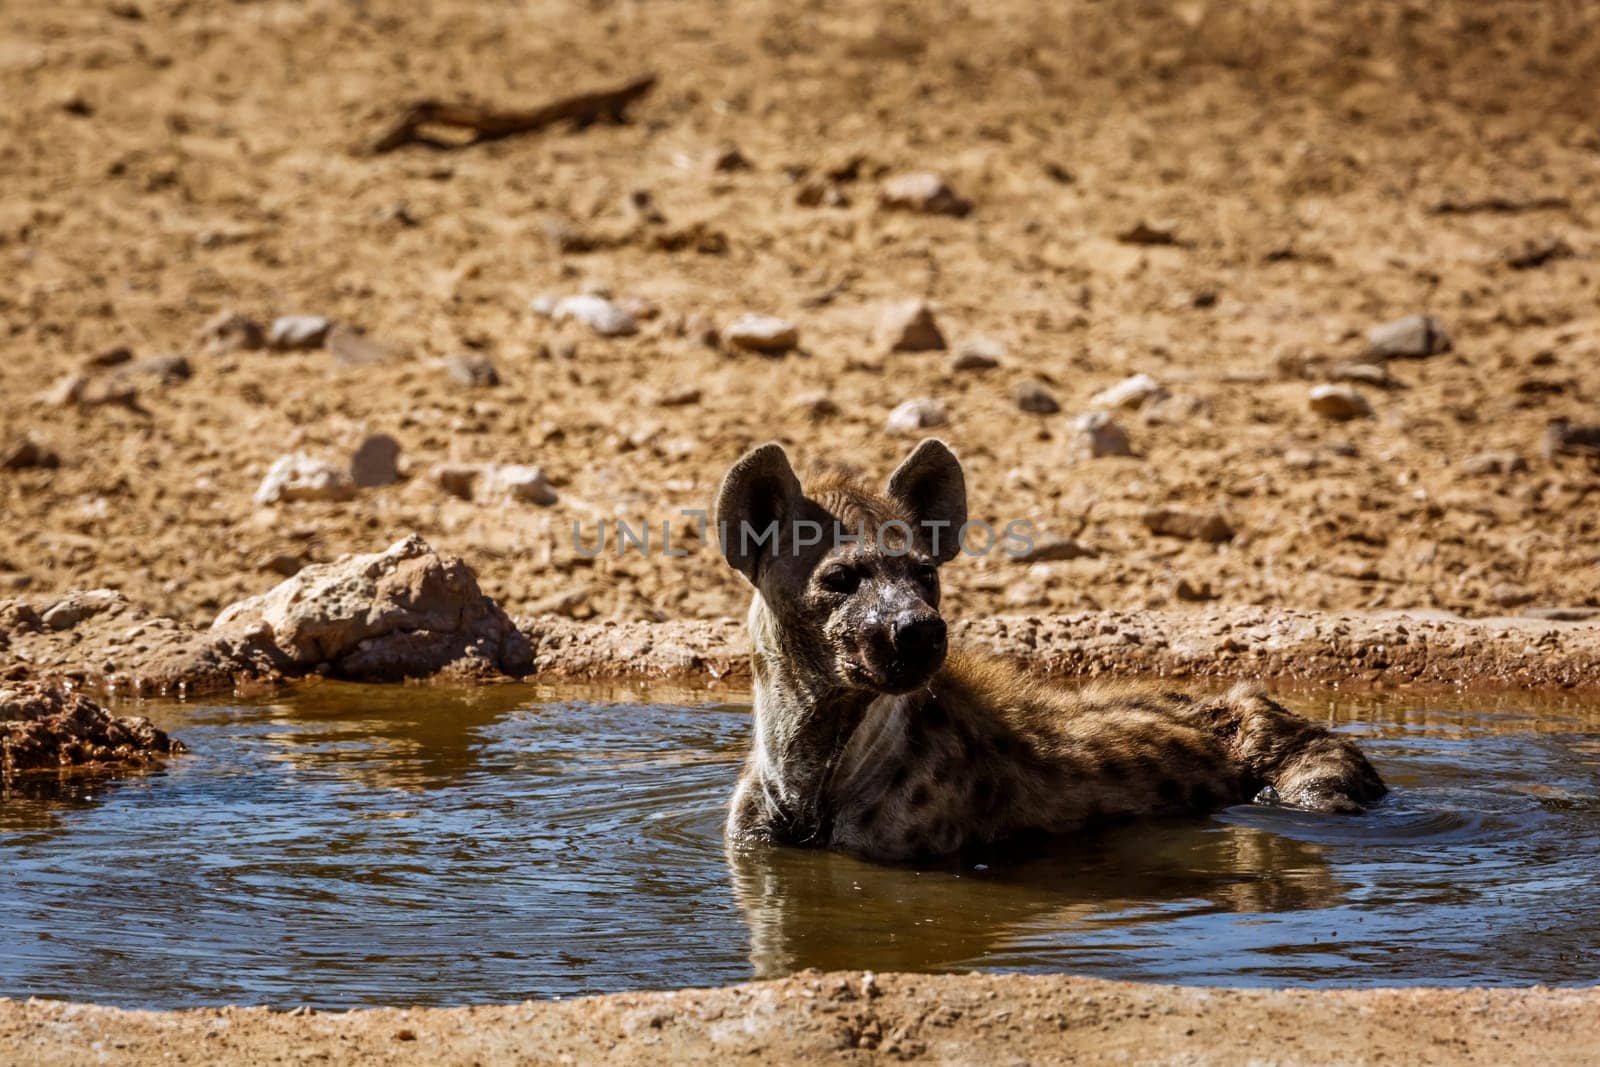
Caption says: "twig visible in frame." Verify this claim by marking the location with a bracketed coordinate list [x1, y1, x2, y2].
[369, 74, 657, 154]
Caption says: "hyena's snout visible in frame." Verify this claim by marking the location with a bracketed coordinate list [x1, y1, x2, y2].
[870, 608, 946, 693]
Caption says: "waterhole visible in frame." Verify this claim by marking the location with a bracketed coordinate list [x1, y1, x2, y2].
[3, 683, 1598, 1007]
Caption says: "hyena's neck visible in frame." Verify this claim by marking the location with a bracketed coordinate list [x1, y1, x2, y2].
[745, 596, 874, 842]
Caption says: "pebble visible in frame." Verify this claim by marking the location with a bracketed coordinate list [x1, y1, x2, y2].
[1308, 384, 1373, 420]
[885, 398, 948, 434]
[1329, 362, 1391, 388]
[951, 337, 1004, 371]
[1461, 451, 1527, 476]
[120, 354, 191, 384]
[1366, 314, 1451, 359]
[43, 373, 137, 408]
[1012, 379, 1060, 414]
[1, 437, 60, 471]
[197, 310, 265, 353]
[1014, 537, 1096, 563]
[350, 434, 402, 488]
[327, 326, 397, 367]
[1073, 411, 1132, 457]
[1142, 507, 1235, 543]
[1090, 373, 1168, 410]
[876, 300, 946, 352]
[722, 313, 799, 354]
[445, 354, 500, 388]
[254, 454, 357, 505]
[256, 553, 304, 578]
[553, 295, 638, 337]
[1542, 419, 1600, 459]
[482, 465, 558, 506]
[268, 315, 334, 351]
[431, 464, 480, 500]
[878, 172, 973, 217]
[788, 391, 840, 419]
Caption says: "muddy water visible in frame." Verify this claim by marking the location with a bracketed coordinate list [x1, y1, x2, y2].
[2, 684, 1598, 1008]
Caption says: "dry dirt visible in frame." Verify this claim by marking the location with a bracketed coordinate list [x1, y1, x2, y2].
[6, 1, 1600, 1062]
[7, 969, 1600, 1066]
[3, 0, 1600, 631]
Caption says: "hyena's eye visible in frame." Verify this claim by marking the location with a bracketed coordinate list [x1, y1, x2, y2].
[818, 564, 861, 595]
[912, 562, 938, 588]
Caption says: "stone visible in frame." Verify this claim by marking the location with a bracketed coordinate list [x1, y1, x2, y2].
[1366, 314, 1451, 359]
[879, 172, 972, 217]
[483, 465, 558, 506]
[710, 145, 752, 172]
[268, 315, 334, 351]
[885, 398, 948, 434]
[1072, 411, 1132, 457]
[1542, 419, 1600, 459]
[655, 385, 702, 407]
[257, 553, 304, 578]
[1090, 373, 1168, 410]
[1329, 362, 1391, 388]
[951, 337, 1004, 371]
[722, 314, 799, 354]
[431, 464, 481, 500]
[327, 326, 397, 367]
[43, 373, 136, 408]
[197, 310, 265, 353]
[39, 590, 124, 631]
[1, 438, 60, 471]
[788, 392, 840, 419]
[120, 353, 191, 384]
[1175, 577, 1217, 602]
[1014, 537, 1096, 563]
[553, 295, 638, 337]
[876, 300, 946, 352]
[1461, 451, 1527, 476]
[210, 534, 532, 681]
[254, 454, 357, 505]
[1309, 384, 1373, 420]
[1012, 379, 1060, 414]
[1, 680, 183, 775]
[1142, 507, 1234, 543]
[1116, 220, 1182, 247]
[445, 354, 500, 388]
[350, 434, 401, 488]
[82, 346, 133, 370]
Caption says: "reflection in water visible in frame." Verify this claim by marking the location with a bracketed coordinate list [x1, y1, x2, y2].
[1, 683, 1599, 1007]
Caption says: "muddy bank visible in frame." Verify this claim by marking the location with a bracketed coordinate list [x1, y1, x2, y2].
[5, 969, 1598, 1066]
[0, 680, 181, 779]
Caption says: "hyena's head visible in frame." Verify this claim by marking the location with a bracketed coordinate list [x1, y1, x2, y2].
[716, 438, 967, 695]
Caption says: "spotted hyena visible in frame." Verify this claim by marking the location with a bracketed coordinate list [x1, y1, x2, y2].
[715, 438, 1385, 863]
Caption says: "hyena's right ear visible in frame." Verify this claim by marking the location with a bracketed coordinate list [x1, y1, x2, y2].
[716, 443, 804, 583]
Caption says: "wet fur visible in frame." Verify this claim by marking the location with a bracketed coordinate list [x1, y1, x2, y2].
[719, 442, 1386, 863]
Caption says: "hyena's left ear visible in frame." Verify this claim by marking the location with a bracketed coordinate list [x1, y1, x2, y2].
[716, 442, 805, 583]
[886, 438, 967, 563]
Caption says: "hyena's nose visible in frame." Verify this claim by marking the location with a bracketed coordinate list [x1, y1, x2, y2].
[892, 613, 946, 658]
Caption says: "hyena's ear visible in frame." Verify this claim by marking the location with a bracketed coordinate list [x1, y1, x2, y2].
[716, 442, 804, 583]
[886, 438, 967, 563]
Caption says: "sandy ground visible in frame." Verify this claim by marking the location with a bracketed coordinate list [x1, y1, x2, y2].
[7, 969, 1600, 1066]
[3, 0, 1599, 630]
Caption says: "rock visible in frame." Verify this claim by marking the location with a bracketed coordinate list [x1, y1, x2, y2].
[788, 392, 840, 420]
[1, 438, 60, 471]
[1542, 419, 1600, 459]
[1012, 380, 1060, 414]
[722, 314, 799, 354]
[529, 293, 559, 318]
[210, 534, 533, 681]
[445, 354, 500, 388]
[795, 179, 849, 208]
[82, 346, 133, 370]
[1, 680, 184, 776]
[268, 315, 334, 351]
[1329, 362, 1391, 388]
[43, 373, 137, 408]
[1461, 451, 1527, 476]
[553, 295, 638, 337]
[1175, 577, 1218, 602]
[119, 353, 191, 384]
[40, 590, 123, 631]
[655, 385, 702, 407]
[886, 398, 948, 434]
[1090, 373, 1168, 411]
[1115, 220, 1182, 247]
[526, 587, 591, 619]
[710, 145, 752, 172]
[1014, 537, 1096, 563]
[256, 553, 304, 578]
[1308, 384, 1373, 420]
[197, 310, 265, 353]
[952, 337, 1004, 371]
[1072, 411, 1132, 458]
[483, 465, 558, 506]
[1366, 314, 1451, 359]
[254, 454, 357, 505]
[1143, 507, 1234, 543]
[876, 300, 946, 352]
[350, 434, 401, 488]
[878, 172, 972, 217]
[431, 464, 481, 500]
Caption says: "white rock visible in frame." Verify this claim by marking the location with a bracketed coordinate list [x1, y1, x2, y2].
[483, 464, 558, 506]
[553, 295, 638, 337]
[886, 398, 948, 434]
[1366, 314, 1450, 359]
[1090, 373, 1168, 410]
[255, 454, 356, 505]
[1308, 384, 1373, 420]
[1073, 411, 1132, 457]
[722, 314, 799, 354]
[879, 172, 972, 217]
[529, 293, 559, 318]
[268, 315, 333, 351]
